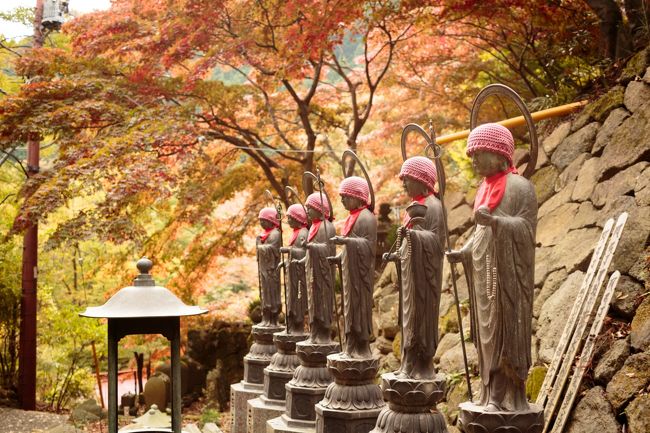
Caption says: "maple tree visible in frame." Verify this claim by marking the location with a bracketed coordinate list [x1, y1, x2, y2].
[0, 0, 618, 408]
[0, 0, 428, 298]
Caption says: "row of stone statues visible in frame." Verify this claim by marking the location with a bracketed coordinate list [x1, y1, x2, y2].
[240, 122, 542, 433]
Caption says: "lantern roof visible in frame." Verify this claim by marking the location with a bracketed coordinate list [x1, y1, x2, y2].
[80, 257, 207, 319]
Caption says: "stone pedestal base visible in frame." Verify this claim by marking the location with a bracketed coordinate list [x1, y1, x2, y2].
[458, 402, 544, 433]
[264, 332, 308, 401]
[244, 324, 285, 385]
[315, 354, 385, 433]
[267, 413, 316, 433]
[285, 341, 340, 423]
[248, 395, 286, 433]
[371, 372, 447, 433]
[231, 381, 264, 433]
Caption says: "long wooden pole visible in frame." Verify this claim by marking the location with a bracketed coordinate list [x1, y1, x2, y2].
[436, 100, 588, 145]
[18, 0, 44, 410]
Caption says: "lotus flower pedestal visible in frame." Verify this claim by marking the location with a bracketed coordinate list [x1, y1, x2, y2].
[314, 354, 385, 433]
[267, 340, 339, 433]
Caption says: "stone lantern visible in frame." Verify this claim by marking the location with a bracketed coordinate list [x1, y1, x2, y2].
[80, 257, 207, 433]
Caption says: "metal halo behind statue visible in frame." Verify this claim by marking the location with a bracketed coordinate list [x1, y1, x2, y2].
[264, 189, 280, 218]
[302, 171, 334, 222]
[400, 123, 446, 197]
[340, 149, 375, 213]
[469, 83, 538, 179]
[285, 185, 308, 223]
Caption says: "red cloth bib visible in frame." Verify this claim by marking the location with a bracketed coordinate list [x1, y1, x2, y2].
[474, 166, 518, 212]
[308, 219, 322, 241]
[289, 227, 303, 246]
[402, 194, 430, 227]
[259, 227, 274, 243]
[342, 206, 368, 236]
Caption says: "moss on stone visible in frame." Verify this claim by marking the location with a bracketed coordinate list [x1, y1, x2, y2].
[620, 47, 650, 84]
[439, 308, 460, 335]
[392, 331, 401, 359]
[526, 365, 547, 402]
[590, 86, 625, 122]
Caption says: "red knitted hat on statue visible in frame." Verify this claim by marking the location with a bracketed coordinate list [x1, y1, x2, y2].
[258, 207, 280, 227]
[338, 176, 370, 205]
[286, 204, 308, 226]
[305, 192, 330, 219]
[399, 156, 438, 193]
[466, 123, 515, 166]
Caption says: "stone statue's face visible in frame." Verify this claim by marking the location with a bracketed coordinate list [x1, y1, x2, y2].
[307, 205, 323, 221]
[402, 176, 428, 199]
[259, 218, 275, 230]
[471, 151, 509, 177]
[340, 194, 364, 211]
[287, 215, 302, 229]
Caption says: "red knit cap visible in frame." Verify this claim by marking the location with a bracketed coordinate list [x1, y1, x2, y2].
[466, 123, 514, 166]
[286, 204, 308, 226]
[305, 192, 330, 219]
[338, 176, 370, 205]
[258, 207, 280, 227]
[399, 156, 438, 193]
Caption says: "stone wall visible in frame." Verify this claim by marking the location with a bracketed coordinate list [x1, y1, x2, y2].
[371, 49, 650, 431]
[187, 319, 252, 411]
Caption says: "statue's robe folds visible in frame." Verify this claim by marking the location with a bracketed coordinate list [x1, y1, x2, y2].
[460, 173, 537, 411]
[341, 208, 376, 356]
[399, 194, 445, 378]
[287, 227, 309, 333]
[257, 228, 282, 323]
[305, 220, 336, 343]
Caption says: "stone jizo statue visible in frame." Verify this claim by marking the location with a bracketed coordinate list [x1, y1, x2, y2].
[257, 207, 282, 327]
[387, 156, 445, 380]
[447, 123, 537, 412]
[330, 176, 377, 359]
[296, 193, 336, 344]
[279, 204, 309, 334]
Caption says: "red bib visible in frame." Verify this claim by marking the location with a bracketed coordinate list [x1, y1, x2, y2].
[474, 166, 518, 212]
[342, 206, 368, 236]
[308, 219, 322, 241]
[289, 227, 303, 245]
[259, 227, 274, 243]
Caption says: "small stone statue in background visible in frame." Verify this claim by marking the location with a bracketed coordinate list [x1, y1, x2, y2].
[301, 193, 336, 343]
[330, 176, 377, 358]
[257, 207, 282, 327]
[392, 156, 445, 379]
[280, 204, 310, 334]
[447, 123, 538, 412]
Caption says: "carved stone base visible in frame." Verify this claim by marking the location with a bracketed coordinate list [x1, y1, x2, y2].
[230, 381, 264, 433]
[370, 372, 448, 433]
[458, 402, 544, 433]
[315, 354, 385, 433]
[248, 395, 286, 433]
[264, 332, 308, 401]
[267, 413, 317, 433]
[285, 341, 340, 422]
[244, 324, 285, 384]
[315, 405, 384, 433]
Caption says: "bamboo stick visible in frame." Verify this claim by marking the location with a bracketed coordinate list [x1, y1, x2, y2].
[436, 100, 588, 145]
